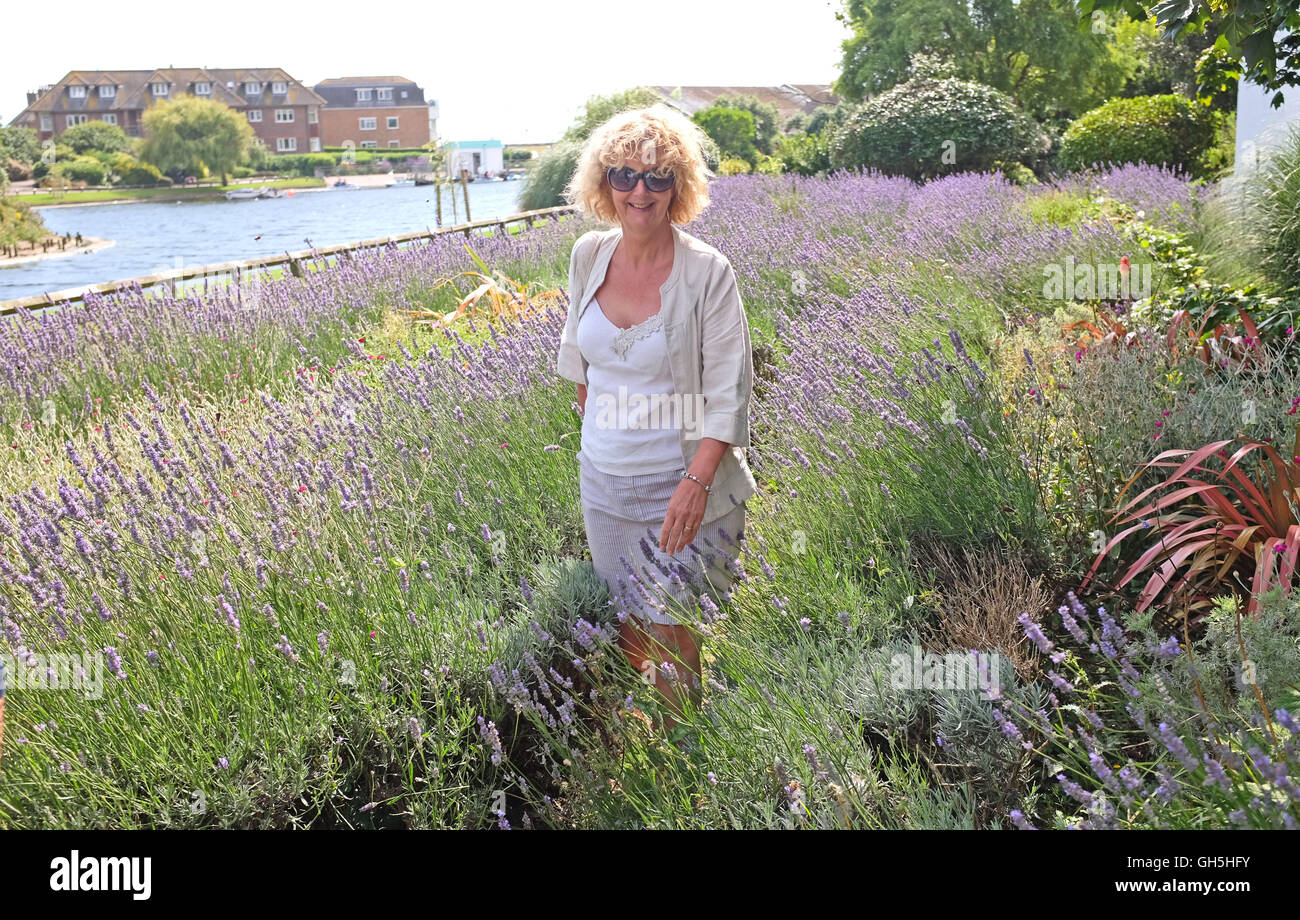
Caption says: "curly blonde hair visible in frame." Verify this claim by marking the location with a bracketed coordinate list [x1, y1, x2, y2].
[564, 103, 714, 226]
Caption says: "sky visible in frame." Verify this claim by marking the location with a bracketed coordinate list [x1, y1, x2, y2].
[1, 0, 848, 144]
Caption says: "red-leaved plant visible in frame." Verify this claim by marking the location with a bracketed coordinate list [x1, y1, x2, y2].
[1066, 305, 1268, 374]
[1081, 426, 1300, 620]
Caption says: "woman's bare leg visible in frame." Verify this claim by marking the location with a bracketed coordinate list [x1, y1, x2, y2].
[617, 616, 701, 735]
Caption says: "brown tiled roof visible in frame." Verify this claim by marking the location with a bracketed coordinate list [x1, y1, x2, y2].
[15, 67, 326, 117]
[652, 84, 840, 128]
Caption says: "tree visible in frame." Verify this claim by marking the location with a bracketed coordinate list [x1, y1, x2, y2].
[1080, 0, 1300, 107]
[0, 125, 41, 167]
[137, 95, 255, 186]
[708, 94, 781, 153]
[693, 106, 759, 164]
[60, 121, 130, 155]
[835, 0, 1135, 121]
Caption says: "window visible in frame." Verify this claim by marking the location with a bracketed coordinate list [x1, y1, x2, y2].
[99, 85, 116, 98]
[101, 114, 117, 125]
[69, 85, 86, 98]
[40, 114, 53, 131]
[276, 137, 297, 152]
[247, 109, 262, 122]
[309, 137, 321, 152]
[152, 83, 169, 96]
[355, 88, 372, 102]
[307, 107, 317, 124]
[388, 140, 400, 148]
[377, 87, 392, 101]
[272, 81, 287, 94]
[360, 140, 377, 148]
[66, 114, 87, 127]
[386, 116, 399, 129]
[195, 82, 211, 95]
[400, 90, 408, 98]
[359, 117, 376, 131]
[275, 109, 294, 123]
[245, 82, 262, 95]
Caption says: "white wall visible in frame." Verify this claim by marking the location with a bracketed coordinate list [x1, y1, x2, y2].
[1234, 30, 1300, 175]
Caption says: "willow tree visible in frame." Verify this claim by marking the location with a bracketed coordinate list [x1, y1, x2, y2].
[138, 95, 254, 186]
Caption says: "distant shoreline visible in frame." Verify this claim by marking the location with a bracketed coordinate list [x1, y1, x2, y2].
[0, 237, 114, 266]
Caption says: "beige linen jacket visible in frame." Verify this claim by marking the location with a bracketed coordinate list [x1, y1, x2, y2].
[556, 222, 759, 523]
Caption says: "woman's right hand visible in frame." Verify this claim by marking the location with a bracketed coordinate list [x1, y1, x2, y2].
[576, 383, 587, 417]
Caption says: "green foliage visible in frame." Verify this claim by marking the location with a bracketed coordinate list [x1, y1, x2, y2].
[0, 125, 41, 166]
[994, 161, 1039, 186]
[107, 154, 165, 186]
[785, 104, 849, 137]
[1244, 126, 1300, 295]
[827, 77, 1051, 180]
[58, 155, 108, 186]
[137, 95, 256, 183]
[0, 197, 49, 249]
[717, 156, 752, 176]
[518, 137, 583, 211]
[1056, 94, 1216, 176]
[835, 0, 1136, 121]
[263, 152, 337, 178]
[707, 94, 781, 155]
[772, 131, 832, 176]
[1080, 0, 1299, 106]
[693, 107, 758, 164]
[60, 121, 131, 155]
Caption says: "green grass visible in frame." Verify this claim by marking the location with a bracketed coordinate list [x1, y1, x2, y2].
[19, 177, 326, 207]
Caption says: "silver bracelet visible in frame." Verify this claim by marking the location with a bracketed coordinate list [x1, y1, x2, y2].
[681, 472, 712, 493]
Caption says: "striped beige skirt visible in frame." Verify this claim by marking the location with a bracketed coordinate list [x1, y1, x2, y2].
[578, 448, 747, 628]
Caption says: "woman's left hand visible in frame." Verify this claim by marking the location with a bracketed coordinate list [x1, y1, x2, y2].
[660, 476, 709, 554]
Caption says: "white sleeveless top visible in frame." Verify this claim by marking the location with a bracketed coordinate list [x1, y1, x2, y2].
[577, 298, 685, 475]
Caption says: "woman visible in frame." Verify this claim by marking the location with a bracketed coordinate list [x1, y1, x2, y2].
[556, 104, 758, 739]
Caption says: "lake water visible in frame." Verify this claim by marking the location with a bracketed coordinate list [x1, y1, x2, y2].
[0, 181, 528, 302]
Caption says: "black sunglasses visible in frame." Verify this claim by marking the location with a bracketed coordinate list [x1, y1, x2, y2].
[607, 165, 675, 193]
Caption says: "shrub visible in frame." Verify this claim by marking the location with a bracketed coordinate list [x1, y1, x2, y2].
[59, 121, 131, 155]
[5, 158, 32, 182]
[519, 136, 582, 211]
[1244, 126, 1300, 296]
[718, 157, 752, 176]
[59, 156, 107, 186]
[827, 78, 1050, 181]
[1056, 95, 1215, 177]
[231, 166, 255, 179]
[772, 132, 831, 176]
[109, 155, 165, 186]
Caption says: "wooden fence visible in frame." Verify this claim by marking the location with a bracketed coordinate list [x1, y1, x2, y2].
[0, 204, 578, 317]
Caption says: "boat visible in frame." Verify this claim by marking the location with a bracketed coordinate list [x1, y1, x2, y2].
[225, 188, 262, 200]
[385, 177, 414, 187]
[258, 187, 283, 198]
[328, 180, 360, 190]
[413, 175, 436, 186]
